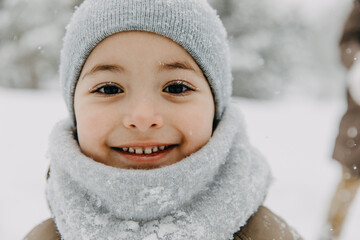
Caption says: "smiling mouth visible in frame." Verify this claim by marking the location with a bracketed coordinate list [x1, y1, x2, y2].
[113, 145, 175, 155]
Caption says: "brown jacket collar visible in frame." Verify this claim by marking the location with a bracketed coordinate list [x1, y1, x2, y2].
[24, 206, 302, 240]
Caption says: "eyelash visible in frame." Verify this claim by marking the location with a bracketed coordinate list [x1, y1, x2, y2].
[89, 80, 196, 96]
[163, 80, 196, 96]
[90, 82, 123, 95]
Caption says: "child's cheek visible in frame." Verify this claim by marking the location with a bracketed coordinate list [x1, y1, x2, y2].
[177, 102, 213, 155]
[76, 106, 111, 154]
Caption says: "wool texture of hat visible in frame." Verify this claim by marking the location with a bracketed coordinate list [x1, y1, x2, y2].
[60, 0, 232, 123]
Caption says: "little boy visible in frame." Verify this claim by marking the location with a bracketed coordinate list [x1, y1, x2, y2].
[25, 0, 302, 239]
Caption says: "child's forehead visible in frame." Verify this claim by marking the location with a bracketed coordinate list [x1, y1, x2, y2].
[97, 31, 186, 53]
[85, 31, 204, 73]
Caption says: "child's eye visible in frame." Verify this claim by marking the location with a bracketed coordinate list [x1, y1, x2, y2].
[163, 80, 195, 95]
[90, 82, 124, 95]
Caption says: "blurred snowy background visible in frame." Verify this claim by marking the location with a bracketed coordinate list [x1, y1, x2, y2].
[1, 0, 359, 239]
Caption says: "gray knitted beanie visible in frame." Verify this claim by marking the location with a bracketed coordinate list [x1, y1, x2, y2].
[60, 0, 232, 123]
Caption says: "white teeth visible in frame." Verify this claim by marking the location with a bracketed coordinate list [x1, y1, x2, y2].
[135, 148, 143, 154]
[144, 147, 152, 154]
[152, 146, 159, 153]
[121, 145, 169, 154]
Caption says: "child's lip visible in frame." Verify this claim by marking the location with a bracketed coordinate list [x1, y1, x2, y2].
[111, 145, 176, 163]
[112, 143, 176, 154]
[114, 142, 175, 148]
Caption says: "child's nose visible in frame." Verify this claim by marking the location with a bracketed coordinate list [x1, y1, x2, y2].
[122, 99, 164, 132]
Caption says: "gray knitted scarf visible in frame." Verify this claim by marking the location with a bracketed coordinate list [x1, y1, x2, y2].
[46, 105, 271, 240]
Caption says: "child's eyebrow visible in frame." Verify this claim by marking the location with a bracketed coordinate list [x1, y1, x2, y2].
[81, 64, 124, 80]
[81, 61, 201, 80]
[158, 60, 198, 74]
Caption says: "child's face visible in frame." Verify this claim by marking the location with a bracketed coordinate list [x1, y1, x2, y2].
[74, 31, 215, 169]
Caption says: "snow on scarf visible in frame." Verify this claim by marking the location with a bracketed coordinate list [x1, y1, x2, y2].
[46, 104, 271, 240]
